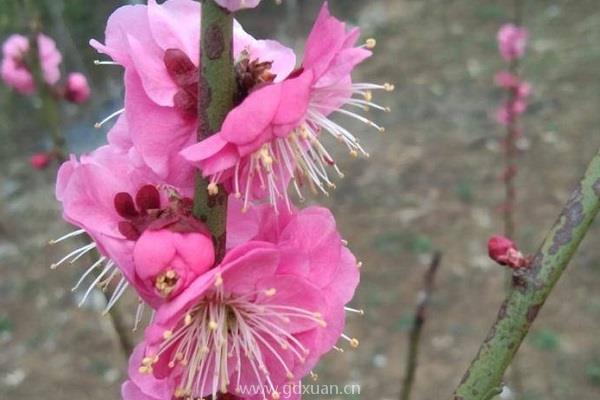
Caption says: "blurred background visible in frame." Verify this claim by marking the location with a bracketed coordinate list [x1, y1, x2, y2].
[1, 0, 600, 399]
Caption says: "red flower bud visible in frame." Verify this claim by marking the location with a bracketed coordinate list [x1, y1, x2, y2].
[488, 235, 530, 269]
[30, 152, 51, 170]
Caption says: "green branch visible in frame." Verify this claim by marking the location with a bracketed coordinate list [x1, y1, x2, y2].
[193, 0, 235, 261]
[452, 148, 600, 400]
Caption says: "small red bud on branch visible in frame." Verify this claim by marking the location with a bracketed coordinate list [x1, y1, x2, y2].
[488, 235, 530, 269]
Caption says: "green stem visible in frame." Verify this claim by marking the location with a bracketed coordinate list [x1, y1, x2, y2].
[193, 0, 235, 261]
[452, 148, 600, 400]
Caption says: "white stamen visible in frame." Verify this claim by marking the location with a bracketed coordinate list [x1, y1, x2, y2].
[49, 229, 85, 245]
[51, 242, 96, 269]
[102, 277, 129, 315]
[94, 60, 118, 65]
[95, 108, 125, 129]
[78, 260, 114, 307]
[71, 256, 106, 291]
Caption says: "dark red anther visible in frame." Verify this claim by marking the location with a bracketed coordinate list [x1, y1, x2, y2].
[135, 185, 161, 213]
[114, 192, 138, 219]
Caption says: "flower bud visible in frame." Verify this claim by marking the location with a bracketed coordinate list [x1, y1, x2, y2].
[64, 72, 91, 103]
[488, 235, 529, 269]
[133, 229, 215, 299]
[30, 152, 51, 170]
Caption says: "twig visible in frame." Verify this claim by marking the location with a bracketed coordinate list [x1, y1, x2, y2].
[400, 251, 443, 400]
[503, 1, 525, 392]
[452, 147, 600, 400]
[26, 8, 133, 357]
[193, 0, 236, 262]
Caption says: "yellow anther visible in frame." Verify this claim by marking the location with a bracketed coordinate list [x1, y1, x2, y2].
[365, 38, 377, 49]
[286, 372, 295, 380]
[350, 338, 360, 348]
[163, 330, 173, 340]
[272, 392, 281, 400]
[184, 313, 193, 326]
[207, 182, 219, 196]
[165, 270, 176, 279]
[364, 90, 373, 101]
[357, 261, 363, 268]
[208, 320, 218, 330]
[350, 150, 358, 158]
[215, 273, 223, 287]
[264, 288, 277, 297]
[384, 83, 395, 91]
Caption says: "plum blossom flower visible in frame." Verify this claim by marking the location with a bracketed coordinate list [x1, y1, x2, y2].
[215, 0, 261, 12]
[181, 3, 392, 211]
[133, 202, 360, 399]
[53, 116, 201, 314]
[497, 24, 528, 61]
[64, 72, 91, 103]
[90, 0, 295, 180]
[1, 33, 62, 94]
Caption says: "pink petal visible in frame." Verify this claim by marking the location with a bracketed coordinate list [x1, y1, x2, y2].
[147, 0, 200, 61]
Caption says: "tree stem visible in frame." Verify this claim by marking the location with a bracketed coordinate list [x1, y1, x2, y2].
[400, 251, 442, 400]
[193, 0, 235, 262]
[452, 147, 600, 400]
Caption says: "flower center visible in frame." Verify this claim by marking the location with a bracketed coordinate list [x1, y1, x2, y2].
[235, 50, 276, 104]
[154, 269, 179, 297]
[164, 48, 276, 118]
[141, 279, 326, 399]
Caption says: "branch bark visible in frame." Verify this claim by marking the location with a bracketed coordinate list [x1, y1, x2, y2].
[400, 251, 442, 400]
[193, 0, 235, 261]
[452, 147, 600, 400]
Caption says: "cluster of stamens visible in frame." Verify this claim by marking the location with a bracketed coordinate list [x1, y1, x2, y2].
[139, 275, 328, 400]
[208, 78, 394, 212]
[154, 269, 179, 297]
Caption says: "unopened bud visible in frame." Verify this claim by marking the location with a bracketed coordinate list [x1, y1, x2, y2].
[488, 235, 530, 269]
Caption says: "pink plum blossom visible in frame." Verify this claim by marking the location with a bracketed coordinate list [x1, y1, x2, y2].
[133, 202, 359, 399]
[497, 24, 528, 61]
[181, 3, 392, 211]
[215, 0, 261, 12]
[64, 72, 91, 103]
[90, 0, 295, 179]
[54, 116, 199, 309]
[1, 33, 62, 94]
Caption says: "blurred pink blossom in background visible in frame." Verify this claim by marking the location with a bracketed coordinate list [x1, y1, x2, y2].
[64, 72, 91, 103]
[1, 33, 62, 94]
[497, 23, 528, 61]
[215, 0, 261, 12]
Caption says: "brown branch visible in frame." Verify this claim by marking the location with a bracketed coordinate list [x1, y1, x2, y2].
[400, 251, 443, 400]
